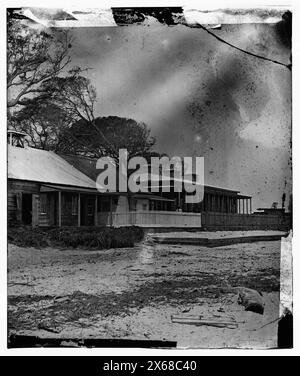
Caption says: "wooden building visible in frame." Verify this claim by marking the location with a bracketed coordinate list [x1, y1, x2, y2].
[8, 142, 100, 227]
[8, 131, 253, 229]
[183, 185, 252, 214]
[7, 137, 174, 227]
[143, 173, 252, 215]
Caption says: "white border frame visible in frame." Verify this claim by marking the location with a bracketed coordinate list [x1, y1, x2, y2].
[1, 0, 298, 356]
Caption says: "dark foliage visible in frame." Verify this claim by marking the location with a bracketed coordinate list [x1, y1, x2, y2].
[8, 226, 144, 249]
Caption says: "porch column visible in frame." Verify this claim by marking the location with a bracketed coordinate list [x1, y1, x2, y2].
[242, 199, 245, 214]
[58, 191, 62, 227]
[95, 196, 98, 226]
[250, 198, 252, 214]
[78, 193, 81, 227]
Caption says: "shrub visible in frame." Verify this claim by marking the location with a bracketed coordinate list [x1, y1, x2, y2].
[7, 227, 49, 248]
[7, 226, 144, 250]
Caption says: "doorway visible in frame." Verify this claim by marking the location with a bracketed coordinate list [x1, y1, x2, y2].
[80, 195, 95, 226]
[22, 193, 32, 225]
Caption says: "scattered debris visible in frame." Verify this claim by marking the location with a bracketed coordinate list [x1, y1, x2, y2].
[8, 282, 35, 287]
[171, 315, 241, 329]
[181, 307, 191, 313]
[8, 240, 280, 347]
[237, 287, 264, 314]
[168, 251, 190, 256]
[54, 296, 70, 303]
[37, 321, 62, 333]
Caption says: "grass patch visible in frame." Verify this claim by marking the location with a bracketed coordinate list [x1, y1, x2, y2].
[7, 226, 144, 250]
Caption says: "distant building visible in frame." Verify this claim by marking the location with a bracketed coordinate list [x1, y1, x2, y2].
[255, 208, 286, 215]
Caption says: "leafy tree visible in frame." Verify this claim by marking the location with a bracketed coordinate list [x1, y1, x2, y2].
[40, 70, 157, 161]
[10, 96, 71, 151]
[57, 115, 157, 161]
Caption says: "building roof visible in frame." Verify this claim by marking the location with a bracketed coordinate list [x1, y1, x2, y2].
[60, 154, 99, 181]
[58, 153, 252, 199]
[7, 130, 28, 136]
[8, 146, 98, 189]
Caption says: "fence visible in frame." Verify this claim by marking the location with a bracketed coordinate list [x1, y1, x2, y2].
[201, 212, 291, 231]
[97, 210, 291, 230]
[97, 210, 202, 228]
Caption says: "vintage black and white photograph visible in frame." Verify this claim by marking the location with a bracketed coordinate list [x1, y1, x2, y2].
[6, 5, 293, 350]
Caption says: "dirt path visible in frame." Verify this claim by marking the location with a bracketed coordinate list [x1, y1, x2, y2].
[8, 238, 282, 348]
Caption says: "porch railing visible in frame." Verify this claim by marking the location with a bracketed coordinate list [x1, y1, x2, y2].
[97, 210, 202, 227]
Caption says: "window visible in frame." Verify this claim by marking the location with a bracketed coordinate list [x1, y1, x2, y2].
[71, 195, 78, 216]
[130, 199, 137, 211]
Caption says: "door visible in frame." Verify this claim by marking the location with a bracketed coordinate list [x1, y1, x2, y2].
[80, 195, 95, 226]
[22, 193, 32, 225]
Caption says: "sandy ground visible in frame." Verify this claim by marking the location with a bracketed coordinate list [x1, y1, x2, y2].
[8, 237, 282, 348]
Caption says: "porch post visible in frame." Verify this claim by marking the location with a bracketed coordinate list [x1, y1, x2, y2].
[95, 195, 98, 226]
[250, 198, 252, 214]
[78, 193, 81, 227]
[58, 191, 62, 227]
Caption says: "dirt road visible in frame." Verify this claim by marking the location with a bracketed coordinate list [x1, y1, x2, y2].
[8, 238, 282, 348]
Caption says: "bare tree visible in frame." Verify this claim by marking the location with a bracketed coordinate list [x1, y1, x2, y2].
[42, 69, 121, 160]
[7, 17, 72, 109]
